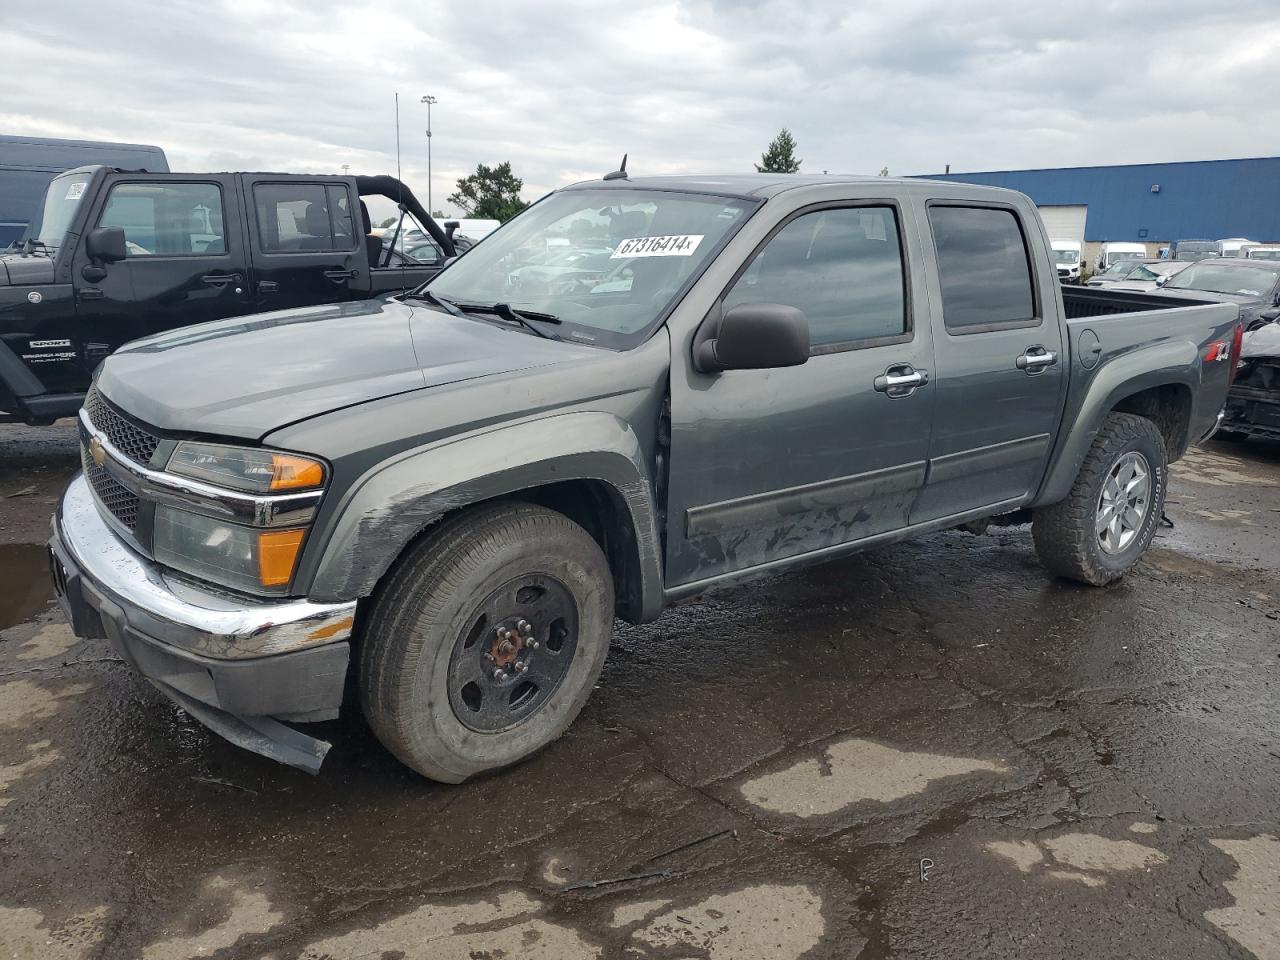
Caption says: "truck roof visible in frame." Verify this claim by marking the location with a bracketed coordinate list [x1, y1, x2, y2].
[563, 172, 1023, 200]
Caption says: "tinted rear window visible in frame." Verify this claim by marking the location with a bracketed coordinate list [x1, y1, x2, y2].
[929, 206, 1036, 331]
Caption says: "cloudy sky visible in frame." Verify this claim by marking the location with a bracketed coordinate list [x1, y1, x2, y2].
[4, 0, 1279, 218]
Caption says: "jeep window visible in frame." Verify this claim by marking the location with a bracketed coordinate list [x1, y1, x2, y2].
[723, 206, 907, 349]
[426, 189, 757, 348]
[930, 206, 1037, 331]
[28, 171, 94, 249]
[98, 182, 227, 256]
[254, 183, 357, 253]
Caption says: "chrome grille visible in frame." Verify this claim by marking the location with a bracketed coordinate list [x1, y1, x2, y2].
[84, 386, 160, 466]
[81, 444, 140, 530]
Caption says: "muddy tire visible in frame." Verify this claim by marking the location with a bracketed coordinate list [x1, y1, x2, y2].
[359, 502, 613, 783]
[1032, 413, 1167, 586]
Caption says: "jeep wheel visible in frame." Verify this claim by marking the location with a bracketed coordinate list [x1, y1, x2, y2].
[1032, 412, 1168, 586]
[359, 502, 613, 783]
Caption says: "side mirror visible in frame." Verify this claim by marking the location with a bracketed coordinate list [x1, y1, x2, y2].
[694, 302, 809, 373]
[86, 226, 127, 263]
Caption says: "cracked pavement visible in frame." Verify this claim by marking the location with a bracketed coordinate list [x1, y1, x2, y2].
[0, 424, 1277, 959]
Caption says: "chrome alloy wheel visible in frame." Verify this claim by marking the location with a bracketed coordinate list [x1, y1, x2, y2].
[1096, 451, 1152, 555]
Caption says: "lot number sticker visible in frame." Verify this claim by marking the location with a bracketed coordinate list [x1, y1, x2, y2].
[65, 182, 87, 201]
[612, 235, 704, 258]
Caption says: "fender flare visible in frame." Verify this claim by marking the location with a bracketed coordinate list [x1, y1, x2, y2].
[1037, 338, 1199, 505]
[303, 411, 665, 621]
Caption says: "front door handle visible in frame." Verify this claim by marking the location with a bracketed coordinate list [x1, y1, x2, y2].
[873, 365, 929, 398]
[324, 268, 358, 283]
[201, 273, 241, 286]
[1017, 347, 1058, 372]
[257, 280, 279, 295]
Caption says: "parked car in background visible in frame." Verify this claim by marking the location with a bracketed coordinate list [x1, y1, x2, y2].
[1051, 239, 1083, 281]
[0, 135, 168, 247]
[1221, 321, 1280, 441]
[1096, 242, 1146, 270]
[49, 173, 1240, 780]
[1242, 244, 1280, 261]
[1086, 259, 1189, 291]
[443, 217, 500, 241]
[1170, 239, 1219, 262]
[1218, 238, 1255, 258]
[1156, 258, 1280, 328]
[0, 166, 455, 424]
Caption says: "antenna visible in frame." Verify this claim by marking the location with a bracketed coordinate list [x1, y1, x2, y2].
[603, 153, 629, 181]
[395, 92, 408, 294]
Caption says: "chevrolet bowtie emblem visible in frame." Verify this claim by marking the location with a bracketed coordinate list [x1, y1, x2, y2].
[89, 436, 107, 468]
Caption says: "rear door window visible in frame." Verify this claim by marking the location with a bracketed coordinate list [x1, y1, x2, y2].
[254, 182, 357, 253]
[928, 206, 1037, 332]
[98, 182, 226, 257]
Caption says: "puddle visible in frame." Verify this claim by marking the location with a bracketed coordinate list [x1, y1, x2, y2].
[0, 543, 54, 631]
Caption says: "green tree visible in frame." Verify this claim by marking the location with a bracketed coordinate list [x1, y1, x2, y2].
[755, 129, 802, 174]
[447, 162, 530, 222]
[378, 216, 397, 229]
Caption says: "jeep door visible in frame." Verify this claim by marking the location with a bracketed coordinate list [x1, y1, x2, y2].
[666, 200, 936, 587]
[244, 177, 371, 311]
[70, 174, 251, 381]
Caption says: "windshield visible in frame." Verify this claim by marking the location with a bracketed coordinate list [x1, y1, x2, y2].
[1099, 260, 1141, 278]
[1165, 262, 1280, 297]
[1247, 248, 1280, 261]
[1053, 249, 1079, 264]
[426, 189, 756, 347]
[1174, 243, 1218, 261]
[25, 171, 93, 249]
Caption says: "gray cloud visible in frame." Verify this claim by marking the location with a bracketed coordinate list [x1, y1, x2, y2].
[3, 0, 1279, 219]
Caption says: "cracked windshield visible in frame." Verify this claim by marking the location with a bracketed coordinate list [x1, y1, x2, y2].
[427, 189, 754, 343]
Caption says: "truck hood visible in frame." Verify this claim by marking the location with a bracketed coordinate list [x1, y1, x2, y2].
[0, 252, 56, 286]
[95, 297, 601, 438]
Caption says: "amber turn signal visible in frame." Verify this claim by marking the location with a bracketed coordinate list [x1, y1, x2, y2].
[258, 528, 306, 587]
[269, 454, 325, 491]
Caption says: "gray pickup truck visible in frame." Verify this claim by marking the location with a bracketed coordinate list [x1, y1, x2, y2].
[48, 174, 1242, 781]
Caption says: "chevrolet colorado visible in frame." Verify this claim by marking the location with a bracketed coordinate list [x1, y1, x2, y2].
[49, 174, 1241, 780]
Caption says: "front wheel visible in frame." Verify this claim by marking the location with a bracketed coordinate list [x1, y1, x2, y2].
[359, 502, 614, 783]
[1032, 413, 1168, 586]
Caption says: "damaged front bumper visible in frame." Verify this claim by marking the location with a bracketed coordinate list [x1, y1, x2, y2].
[48, 474, 357, 773]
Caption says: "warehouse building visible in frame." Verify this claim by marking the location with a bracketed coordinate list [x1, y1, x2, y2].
[919, 156, 1280, 267]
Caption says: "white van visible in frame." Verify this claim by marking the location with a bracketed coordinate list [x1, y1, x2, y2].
[1050, 239, 1083, 282]
[1097, 242, 1147, 271]
[1243, 244, 1280, 262]
[1218, 237, 1256, 258]
[443, 218, 501, 241]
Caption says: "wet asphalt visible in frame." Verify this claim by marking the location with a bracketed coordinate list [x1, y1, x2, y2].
[0, 423, 1277, 960]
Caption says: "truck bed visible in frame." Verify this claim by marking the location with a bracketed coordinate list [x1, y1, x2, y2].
[1062, 285, 1210, 319]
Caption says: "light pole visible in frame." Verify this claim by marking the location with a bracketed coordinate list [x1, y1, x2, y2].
[421, 95, 437, 214]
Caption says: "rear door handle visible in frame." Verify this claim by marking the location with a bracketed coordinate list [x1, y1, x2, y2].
[324, 268, 358, 283]
[1016, 347, 1058, 372]
[873, 365, 929, 397]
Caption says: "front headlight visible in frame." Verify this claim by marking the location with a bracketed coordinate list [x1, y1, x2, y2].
[168, 441, 325, 493]
[153, 442, 326, 595]
[153, 507, 307, 595]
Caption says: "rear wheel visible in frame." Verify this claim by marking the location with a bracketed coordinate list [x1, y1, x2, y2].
[1032, 413, 1168, 586]
[359, 502, 613, 782]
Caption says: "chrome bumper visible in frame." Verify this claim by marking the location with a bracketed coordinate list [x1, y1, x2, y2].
[54, 473, 356, 659]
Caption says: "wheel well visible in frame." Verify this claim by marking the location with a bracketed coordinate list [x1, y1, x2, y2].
[515, 480, 645, 623]
[1111, 383, 1192, 462]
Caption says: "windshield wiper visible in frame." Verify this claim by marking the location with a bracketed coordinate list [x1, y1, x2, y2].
[449, 300, 563, 340]
[406, 289, 466, 318]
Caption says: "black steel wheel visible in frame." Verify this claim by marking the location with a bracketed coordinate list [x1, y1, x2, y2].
[359, 502, 613, 783]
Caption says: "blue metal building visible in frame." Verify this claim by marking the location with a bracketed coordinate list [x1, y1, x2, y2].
[919, 157, 1280, 243]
